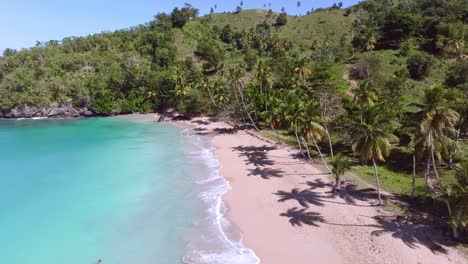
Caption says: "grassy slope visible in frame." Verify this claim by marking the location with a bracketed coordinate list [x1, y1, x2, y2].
[208, 9, 355, 49]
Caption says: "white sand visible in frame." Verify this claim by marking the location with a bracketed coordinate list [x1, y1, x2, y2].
[132, 114, 467, 264]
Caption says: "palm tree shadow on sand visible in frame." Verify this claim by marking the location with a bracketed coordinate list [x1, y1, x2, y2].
[233, 145, 276, 167]
[370, 215, 453, 254]
[248, 167, 284, 179]
[276, 179, 456, 255]
[280, 207, 325, 227]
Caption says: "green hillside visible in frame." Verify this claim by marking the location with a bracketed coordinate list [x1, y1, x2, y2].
[0, 0, 467, 239]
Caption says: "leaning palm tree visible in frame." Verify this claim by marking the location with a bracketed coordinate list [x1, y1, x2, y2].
[412, 87, 460, 196]
[412, 87, 460, 235]
[351, 106, 399, 205]
[229, 68, 259, 131]
[446, 162, 468, 239]
[300, 100, 333, 174]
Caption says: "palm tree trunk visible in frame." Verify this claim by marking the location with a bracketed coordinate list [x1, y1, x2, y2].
[423, 150, 431, 200]
[411, 152, 416, 200]
[324, 123, 334, 161]
[429, 132, 457, 238]
[238, 86, 259, 131]
[275, 129, 280, 144]
[207, 89, 217, 107]
[294, 127, 304, 155]
[311, 134, 333, 174]
[301, 136, 312, 160]
[372, 158, 383, 205]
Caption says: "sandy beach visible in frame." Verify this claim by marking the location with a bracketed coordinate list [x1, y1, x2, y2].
[168, 115, 466, 264]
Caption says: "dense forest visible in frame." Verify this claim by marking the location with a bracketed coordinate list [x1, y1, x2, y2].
[0, 0, 467, 238]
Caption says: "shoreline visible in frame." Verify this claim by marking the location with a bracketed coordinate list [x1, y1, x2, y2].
[17, 113, 465, 264]
[166, 115, 466, 264]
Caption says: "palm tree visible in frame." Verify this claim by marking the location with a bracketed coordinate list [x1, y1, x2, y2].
[294, 58, 312, 86]
[446, 162, 468, 239]
[352, 80, 378, 122]
[261, 91, 285, 143]
[284, 89, 307, 155]
[351, 107, 399, 205]
[331, 154, 351, 189]
[413, 87, 460, 187]
[299, 100, 333, 174]
[229, 68, 259, 131]
[255, 59, 273, 112]
[406, 127, 427, 200]
[412, 87, 460, 230]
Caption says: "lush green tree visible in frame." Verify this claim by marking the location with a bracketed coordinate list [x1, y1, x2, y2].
[407, 52, 433, 80]
[171, 4, 199, 28]
[445, 60, 468, 90]
[275, 12, 288, 27]
[378, 9, 422, 49]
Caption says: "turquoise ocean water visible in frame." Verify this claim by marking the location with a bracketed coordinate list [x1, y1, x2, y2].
[0, 117, 258, 264]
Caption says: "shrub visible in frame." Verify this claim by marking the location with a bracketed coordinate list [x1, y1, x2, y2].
[445, 60, 468, 90]
[195, 41, 224, 72]
[177, 89, 211, 116]
[349, 55, 381, 80]
[90, 96, 114, 115]
[407, 52, 433, 80]
[275, 12, 288, 26]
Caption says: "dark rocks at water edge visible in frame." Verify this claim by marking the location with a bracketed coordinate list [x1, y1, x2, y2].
[0, 103, 96, 119]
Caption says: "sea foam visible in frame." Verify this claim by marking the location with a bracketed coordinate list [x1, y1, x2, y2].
[182, 135, 260, 264]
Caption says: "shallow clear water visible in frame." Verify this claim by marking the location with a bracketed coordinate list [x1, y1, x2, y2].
[0, 117, 258, 264]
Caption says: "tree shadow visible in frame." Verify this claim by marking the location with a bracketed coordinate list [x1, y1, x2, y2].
[371, 215, 454, 255]
[192, 120, 211, 125]
[234, 145, 276, 167]
[333, 184, 383, 205]
[214, 127, 236, 134]
[280, 207, 325, 227]
[248, 167, 284, 179]
[305, 179, 333, 190]
[275, 188, 325, 207]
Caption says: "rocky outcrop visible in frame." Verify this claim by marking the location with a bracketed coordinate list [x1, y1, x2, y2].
[1, 103, 96, 119]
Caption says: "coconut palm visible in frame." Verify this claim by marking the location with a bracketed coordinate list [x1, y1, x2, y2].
[284, 89, 307, 155]
[352, 80, 378, 122]
[411, 87, 460, 235]
[294, 58, 313, 86]
[351, 106, 399, 205]
[413, 87, 460, 195]
[406, 127, 428, 200]
[446, 162, 468, 239]
[331, 153, 351, 189]
[299, 100, 333, 174]
[255, 59, 273, 112]
[261, 91, 285, 143]
[229, 68, 259, 131]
